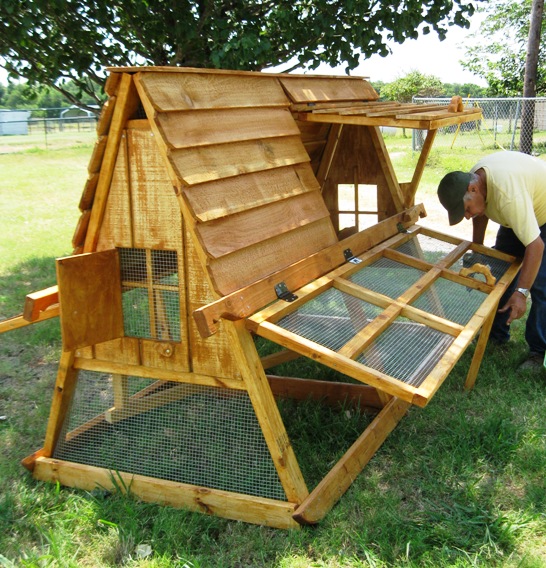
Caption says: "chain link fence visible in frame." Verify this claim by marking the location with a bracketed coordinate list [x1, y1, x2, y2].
[0, 106, 98, 151]
[412, 97, 546, 156]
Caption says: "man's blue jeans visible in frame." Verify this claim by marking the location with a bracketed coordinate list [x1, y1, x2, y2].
[490, 223, 546, 356]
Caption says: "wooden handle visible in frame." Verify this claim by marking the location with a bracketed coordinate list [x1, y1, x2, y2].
[459, 262, 496, 286]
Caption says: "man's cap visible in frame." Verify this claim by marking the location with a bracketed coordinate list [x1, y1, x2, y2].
[437, 171, 471, 225]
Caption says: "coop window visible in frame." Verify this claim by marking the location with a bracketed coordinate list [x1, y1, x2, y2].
[338, 183, 379, 232]
[118, 248, 181, 342]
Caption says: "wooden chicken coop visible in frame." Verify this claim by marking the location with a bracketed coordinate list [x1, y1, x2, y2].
[2, 67, 521, 529]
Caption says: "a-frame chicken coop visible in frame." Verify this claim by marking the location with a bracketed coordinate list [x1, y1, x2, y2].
[4, 67, 521, 529]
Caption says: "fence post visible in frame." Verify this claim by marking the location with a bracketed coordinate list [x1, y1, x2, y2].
[510, 100, 521, 151]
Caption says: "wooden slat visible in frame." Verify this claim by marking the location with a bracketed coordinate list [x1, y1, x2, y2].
[196, 191, 331, 259]
[78, 173, 99, 212]
[279, 77, 378, 103]
[0, 306, 59, 334]
[182, 163, 320, 222]
[72, 210, 91, 249]
[96, 96, 117, 137]
[137, 72, 290, 112]
[33, 458, 300, 529]
[156, 107, 299, 149]
[169, 135, 311, 186]
[398, 108, 479, 121]
[87, 135, 107, 174]
[208, 217, 338, 295]
[293, 397, 409, 524]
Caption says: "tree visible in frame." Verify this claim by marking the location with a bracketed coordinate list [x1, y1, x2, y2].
[461, 0, 546, 96]
[520, 0, 544, 154]
[0, 0, 477, 110]
[380, 70, 444, 102]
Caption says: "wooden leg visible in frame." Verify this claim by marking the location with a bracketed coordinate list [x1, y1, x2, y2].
[293, 397, 410, 525]
[464, 307, 496, 391]
[229, 320, 309, 504]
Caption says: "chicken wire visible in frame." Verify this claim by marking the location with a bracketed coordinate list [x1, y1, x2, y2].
[356, 318, 453, 387]
[119, 248, 181, 342]
[53, 371, 286, 500]
[394, 234, 458, 264]
[276, 287, 383, 351]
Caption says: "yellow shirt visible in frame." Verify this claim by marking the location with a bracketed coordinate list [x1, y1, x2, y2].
[471, 151, 546, 246]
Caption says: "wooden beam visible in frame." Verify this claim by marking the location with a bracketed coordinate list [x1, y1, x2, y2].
[0, 305, 59, 334]
[293, 397, 410, 524]
[84, 73, 141, 252]
[33, 458, 300, 529]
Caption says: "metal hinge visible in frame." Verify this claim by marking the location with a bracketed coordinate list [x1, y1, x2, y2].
[397, 223, 409, 233]
[344, 248, 362, 264]
[275, 281, 298, 302]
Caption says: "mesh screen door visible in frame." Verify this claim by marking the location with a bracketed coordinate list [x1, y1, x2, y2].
[248, 225, 520, 407]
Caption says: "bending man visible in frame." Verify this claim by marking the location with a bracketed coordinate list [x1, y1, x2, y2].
[437, 150, 546, 372]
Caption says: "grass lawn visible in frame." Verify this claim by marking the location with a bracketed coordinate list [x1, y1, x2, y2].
[0, 131, 545, 567]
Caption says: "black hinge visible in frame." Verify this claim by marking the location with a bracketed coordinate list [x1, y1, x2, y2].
[275, 281, 298, 302]
[344, 248, 362, 264]
[397, 223, 409, 233]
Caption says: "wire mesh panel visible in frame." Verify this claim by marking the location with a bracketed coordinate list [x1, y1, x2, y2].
[394, 234, 458, 264]
[356, 318, 453, 387]
[53, 371, 286, 500]
[119, 248, 181, 342]
[411, 277, 487, 326]
[276, 287, 383, 351]
[349, 257, 424, 298]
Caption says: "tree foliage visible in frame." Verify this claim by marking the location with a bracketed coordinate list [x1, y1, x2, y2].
[379, 70, 444, 102]
[0, 0, 478, 108]
[461, 0, 546, 95]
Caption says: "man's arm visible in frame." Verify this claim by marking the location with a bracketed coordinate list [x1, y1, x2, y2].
[472, 215, 489, 244]
[498, 236, 545, 323]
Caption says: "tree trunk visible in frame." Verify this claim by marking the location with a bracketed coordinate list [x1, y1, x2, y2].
[520, 0, 544, 154]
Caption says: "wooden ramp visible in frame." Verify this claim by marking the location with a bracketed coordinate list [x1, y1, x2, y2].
[15, 67, 519, 528]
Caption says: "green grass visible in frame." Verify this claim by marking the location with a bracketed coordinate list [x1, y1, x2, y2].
[1, 132, 545, 567]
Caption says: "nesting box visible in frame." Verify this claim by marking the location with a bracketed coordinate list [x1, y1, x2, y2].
[9, 68, 520, 529]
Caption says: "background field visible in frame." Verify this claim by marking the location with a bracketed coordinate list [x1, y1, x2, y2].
[0, 130, 545, 568]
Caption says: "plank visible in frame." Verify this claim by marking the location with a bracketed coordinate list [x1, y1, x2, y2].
[398, 107, 480, 121]
[23, 285, 59, 321]
[169, 135, 311, 186]
[78, 173, 99, 211]
[33, 458, 300, 529]
[156, 107, 299, 149]
[137, 72, 289, 112]
[279, 77, 378, 103]
[182, 163, 320, 222]
[209, 217, 338, 295]
[71, 209, 91, 250]
[293, 397, 409, 524]
[196, 191, 331, 259]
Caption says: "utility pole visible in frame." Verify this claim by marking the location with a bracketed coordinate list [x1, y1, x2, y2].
[520, 0, 544, 154]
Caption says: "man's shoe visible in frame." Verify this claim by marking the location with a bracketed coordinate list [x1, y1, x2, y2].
[518, 352, 545, 372]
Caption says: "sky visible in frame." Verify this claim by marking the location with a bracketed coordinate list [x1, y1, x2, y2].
[281, 13, 487, 87]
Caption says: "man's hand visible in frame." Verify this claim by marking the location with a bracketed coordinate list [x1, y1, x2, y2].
[498, 291, 528, 324]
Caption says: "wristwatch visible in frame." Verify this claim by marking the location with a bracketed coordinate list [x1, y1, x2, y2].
[516, 287, 530, 299]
